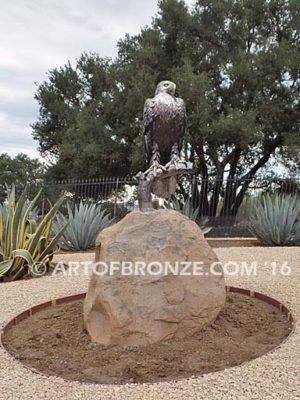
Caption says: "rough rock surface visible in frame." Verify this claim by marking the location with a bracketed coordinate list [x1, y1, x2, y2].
[84, 209, 226, 346]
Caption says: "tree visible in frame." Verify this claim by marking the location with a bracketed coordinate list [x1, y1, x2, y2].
[32, 0, 300, 219]
[0, 153, 46, 201]
[32, 54, 131, 179]
[0, 153, 45, 185]
[174, 0, 300, 219]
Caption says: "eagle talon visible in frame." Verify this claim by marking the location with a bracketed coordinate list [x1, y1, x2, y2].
[165, 157, 188, 171]
[145, 161, 166, 177]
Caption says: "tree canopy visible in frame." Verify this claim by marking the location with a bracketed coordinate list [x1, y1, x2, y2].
[0, 153, 45, 201]
[32, 0, 300, 216]
[0, 153, 45, 185]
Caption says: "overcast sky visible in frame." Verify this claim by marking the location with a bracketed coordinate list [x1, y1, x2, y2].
[1, 0, 193, 160]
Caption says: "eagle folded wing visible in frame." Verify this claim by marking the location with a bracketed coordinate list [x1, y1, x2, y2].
[143, 98, 155, 164]
[176, 98, 187, 153]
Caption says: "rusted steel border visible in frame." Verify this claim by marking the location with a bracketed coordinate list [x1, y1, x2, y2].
[1, 293, 86, 338]
[0, 287, 294, 384]
[0, 287, 294, 382]
[225, 286, 293, 322]
[0, 286, 293, 347]
[0, 287, 293, 344]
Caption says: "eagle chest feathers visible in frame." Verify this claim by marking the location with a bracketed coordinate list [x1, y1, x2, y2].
[144, 88, 186, 166]
[152, 93, 180, 142]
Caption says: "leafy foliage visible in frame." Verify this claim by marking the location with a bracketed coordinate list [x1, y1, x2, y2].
[249, 193, 300, 245]
[0, 153, 45, 184]
[0, 154, 46, 202]
[0, 186, 66, 281]
[32, 56, 131, 180]
[32, 0, 300, 217]
[52, 201, 115, 251]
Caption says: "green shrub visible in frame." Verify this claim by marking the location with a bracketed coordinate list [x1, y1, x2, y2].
[249, 193, 300, 246]
[0, 186, 66, 281]
[53, 201, 114, 251]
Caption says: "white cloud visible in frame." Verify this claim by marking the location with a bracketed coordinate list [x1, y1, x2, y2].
[0, 0, 194, 159]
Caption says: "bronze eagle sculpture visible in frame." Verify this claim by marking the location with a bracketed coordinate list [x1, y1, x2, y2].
[137, 80, 192, 210]
[139, 80, 190, 202]
[143, 80, 187, 175]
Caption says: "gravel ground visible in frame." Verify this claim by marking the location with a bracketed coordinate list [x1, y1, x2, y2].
[0, 247, 299, 400]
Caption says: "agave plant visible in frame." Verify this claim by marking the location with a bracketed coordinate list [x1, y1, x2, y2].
[52, 201, 115, 251]
[164, 197, 199, 221]
[0, 200, 39, 231]
[249, 193, 300, 246]
[163, 197, 211, 234]
[0, 186, 66, 281]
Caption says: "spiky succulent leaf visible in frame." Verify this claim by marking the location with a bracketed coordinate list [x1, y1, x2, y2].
[52, 201, 115, 251]
[164, 197, 199, 221]
[163, 197, 211, 234]
[0, 185, 66, 281]
[249, 193, 300, 246]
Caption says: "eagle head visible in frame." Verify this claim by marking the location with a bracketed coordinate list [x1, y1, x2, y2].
[155, 80, 176, 96]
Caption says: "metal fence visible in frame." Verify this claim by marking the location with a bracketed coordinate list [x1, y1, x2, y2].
[1, 175, 299, 238]
[42, 176, 137, 217]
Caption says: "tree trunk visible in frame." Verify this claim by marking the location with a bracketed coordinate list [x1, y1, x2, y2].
[220, 139, 282, 220]
[193, 139, 282, 224]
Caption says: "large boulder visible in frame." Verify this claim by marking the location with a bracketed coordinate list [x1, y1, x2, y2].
[84, 209, 225, 346]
